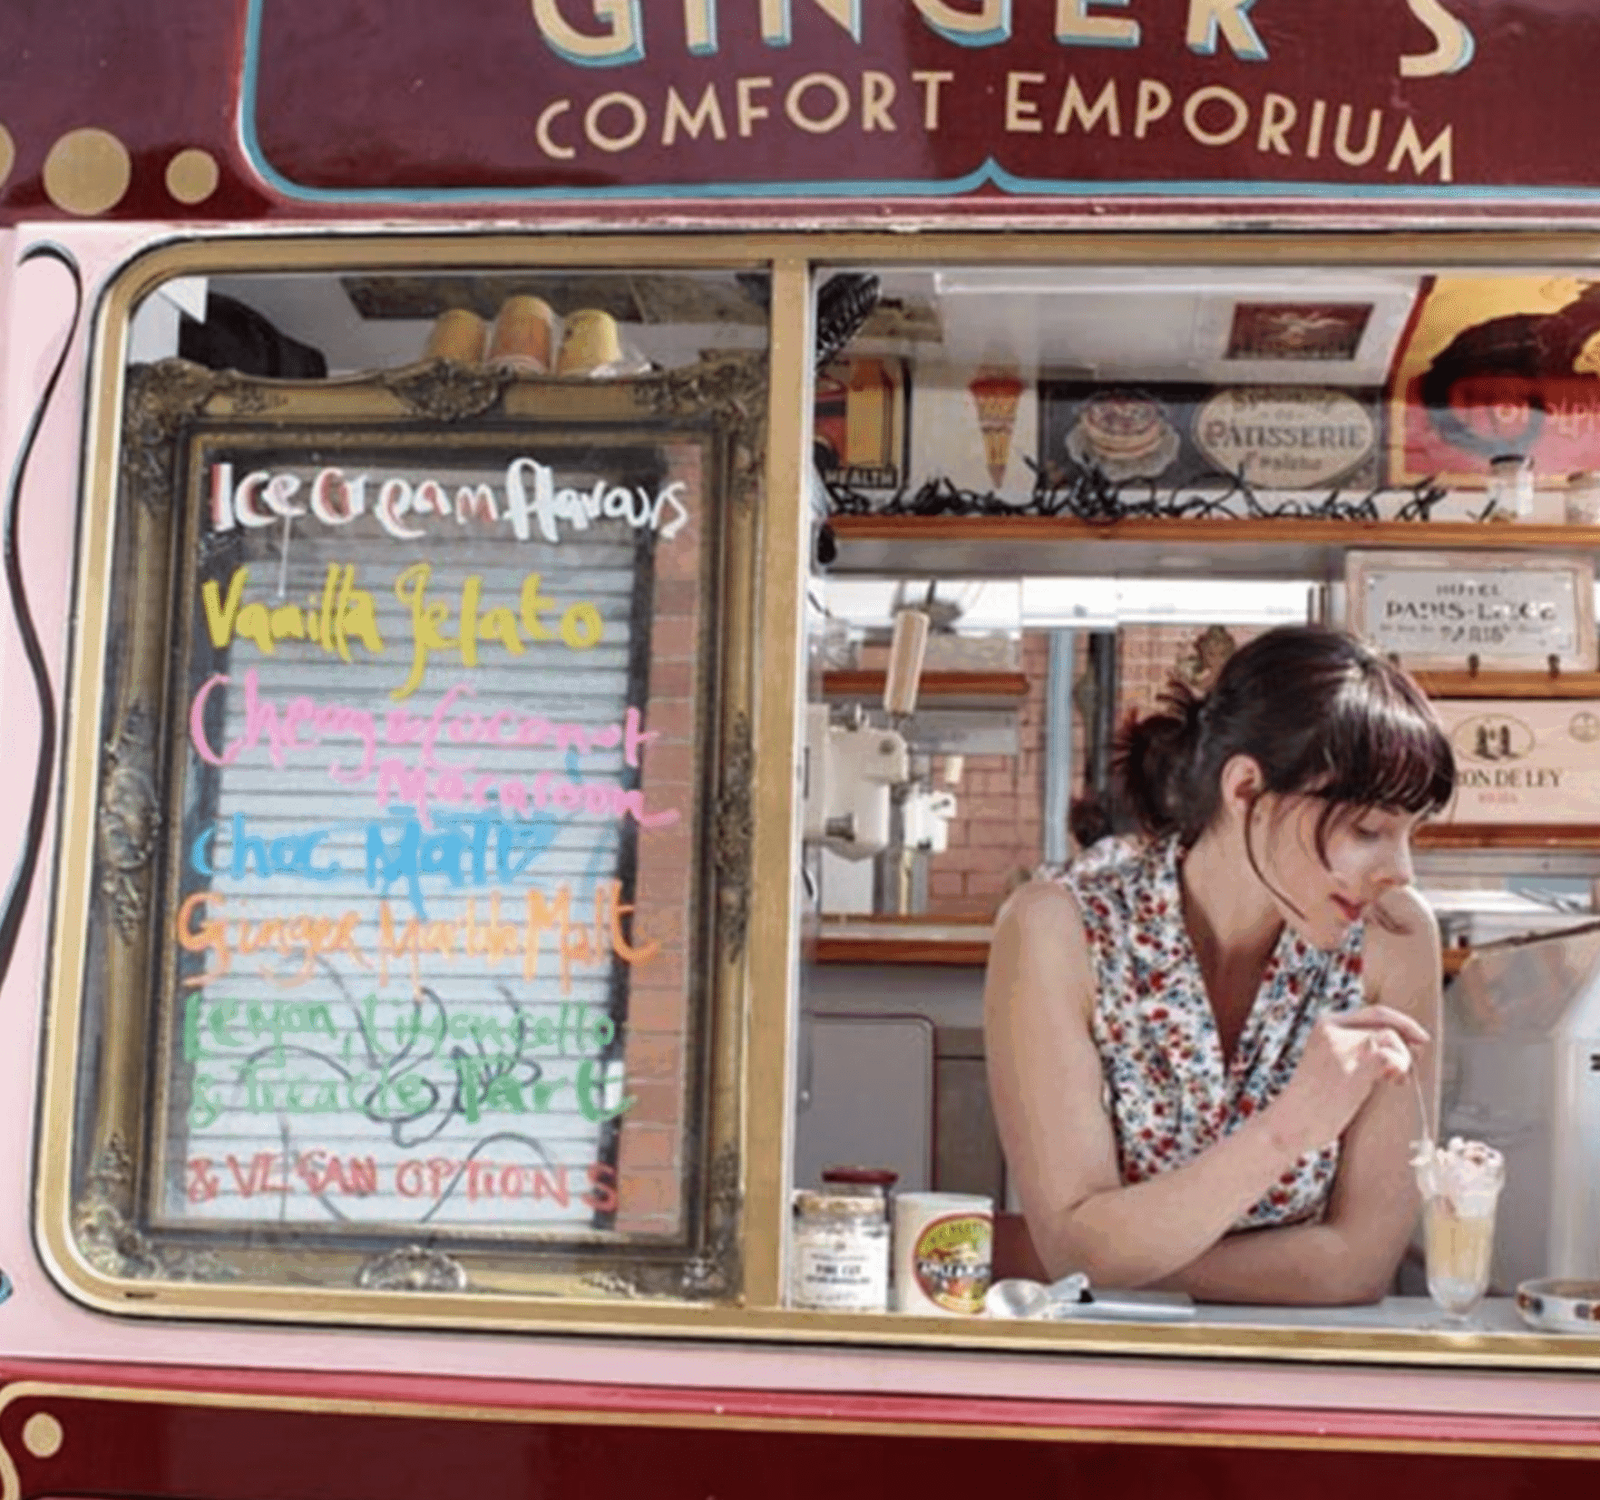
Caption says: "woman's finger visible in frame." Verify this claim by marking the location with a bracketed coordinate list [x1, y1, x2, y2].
[1335, 1005, 1430, 1046]
[1361, 1028, 1413, 1080]
[1380, 1038, 1414, 1079]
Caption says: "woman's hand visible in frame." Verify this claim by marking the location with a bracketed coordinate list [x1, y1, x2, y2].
[1268, 1004, 1430, 1159]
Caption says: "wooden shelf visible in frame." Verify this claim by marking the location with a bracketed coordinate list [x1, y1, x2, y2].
[820, 670, 1030, 707]
[826, 514, 1600, 580]
[1413, 670, 1600, 699]
[813, 935, 991, 966]
[1417, 823, 1600, 850]
[814, 915, 993, 967]
[828, 668, 1600, 704]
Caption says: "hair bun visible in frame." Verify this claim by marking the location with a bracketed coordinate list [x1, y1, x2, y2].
[1110, 624, 1455, 846]
[1113, 682, 1205, 836]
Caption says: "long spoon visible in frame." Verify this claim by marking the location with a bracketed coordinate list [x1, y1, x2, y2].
[1409, 1060, 1440, 1197]
[1411, 1065, 1433, 1149]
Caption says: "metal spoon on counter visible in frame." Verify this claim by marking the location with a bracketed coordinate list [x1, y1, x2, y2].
[985, 1274, 1088, 1319]
[985, 1274, 1195, 1321]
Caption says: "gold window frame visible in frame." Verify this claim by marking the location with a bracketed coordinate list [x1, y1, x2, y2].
[38, 236, 809, 1331]
[31, 229, 1600, 1370]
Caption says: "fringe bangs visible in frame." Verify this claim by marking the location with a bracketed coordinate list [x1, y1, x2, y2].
[1313, 671, 1456, 818]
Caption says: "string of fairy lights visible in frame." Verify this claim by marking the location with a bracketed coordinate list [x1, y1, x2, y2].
[824, 460, 1455, 525]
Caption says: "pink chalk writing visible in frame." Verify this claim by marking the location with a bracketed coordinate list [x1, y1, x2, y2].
[190, 673, 658, 778]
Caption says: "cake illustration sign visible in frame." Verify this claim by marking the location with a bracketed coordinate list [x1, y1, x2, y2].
[1042, 379, 1382, 490]
[1067, 391, 1182, 482]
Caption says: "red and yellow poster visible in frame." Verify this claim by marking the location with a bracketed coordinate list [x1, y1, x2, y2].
[814, 357, 910, 492]
[1390, 275, 1600, 487]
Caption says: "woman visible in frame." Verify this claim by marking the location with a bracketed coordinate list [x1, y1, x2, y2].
[983, 625, 1455, 1305]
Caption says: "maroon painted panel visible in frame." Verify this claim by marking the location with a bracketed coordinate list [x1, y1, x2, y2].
[243, 0, 1583, 200]
[1, 1, 1599, 223]
[0, 2, 270, 222]
[1, 1375, 1596, 1500]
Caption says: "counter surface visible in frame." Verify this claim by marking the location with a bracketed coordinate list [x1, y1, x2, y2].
[1194, 1296, 1523, 1332]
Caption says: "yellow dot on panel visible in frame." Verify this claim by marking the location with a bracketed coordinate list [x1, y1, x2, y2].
[0, 124, 14, 190]
[21, 1412, 64, 1460]
[42, 128, 131, 216]
[166, 147, 219, 205]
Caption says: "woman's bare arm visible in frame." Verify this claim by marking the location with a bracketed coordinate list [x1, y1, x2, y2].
[984, 881, 1406, 1290]
[1153, 887, 1442, 1304]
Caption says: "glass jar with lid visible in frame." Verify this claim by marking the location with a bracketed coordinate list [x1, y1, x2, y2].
[1566, 470, 1600, 525]
[1486, 453, 1534, 521]
[789, 1184, 892, 1312]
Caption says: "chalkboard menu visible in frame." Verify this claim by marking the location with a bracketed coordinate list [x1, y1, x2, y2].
[52, 354, 766, 1306]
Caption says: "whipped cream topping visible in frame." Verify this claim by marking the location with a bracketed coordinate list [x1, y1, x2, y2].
[1412, 1135, 1505, 1214]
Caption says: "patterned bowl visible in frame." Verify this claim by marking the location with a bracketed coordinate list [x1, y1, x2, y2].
[1515, 1279, 1600, 1334]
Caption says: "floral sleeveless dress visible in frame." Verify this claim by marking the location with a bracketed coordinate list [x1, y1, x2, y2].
[1060, 835, 1366, 1230]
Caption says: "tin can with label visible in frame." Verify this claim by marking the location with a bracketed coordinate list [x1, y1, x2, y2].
[789, 1190, 890, 1312]
[893, 1191, 994, 1316]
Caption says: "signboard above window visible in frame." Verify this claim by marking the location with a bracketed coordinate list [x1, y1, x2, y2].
[235, 0, 1567, 204]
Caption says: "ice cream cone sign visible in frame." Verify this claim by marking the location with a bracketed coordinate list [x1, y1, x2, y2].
[969, 366, 1026, 489]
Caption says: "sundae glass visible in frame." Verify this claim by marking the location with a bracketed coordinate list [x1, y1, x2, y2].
[1412, 1136, 1505, 1325]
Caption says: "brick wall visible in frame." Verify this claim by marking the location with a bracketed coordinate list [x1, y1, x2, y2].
[1115, 622, 1264, 723]
[613, 440, 702, 1235]
[919, 624, 1264, 919]
[923, 633, 1051, 918]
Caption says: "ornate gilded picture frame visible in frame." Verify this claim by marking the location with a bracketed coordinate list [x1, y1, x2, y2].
[41, 350, 766, 1317]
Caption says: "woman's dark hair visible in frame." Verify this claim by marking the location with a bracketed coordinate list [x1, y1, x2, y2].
[1114, 625, 1455, 856]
